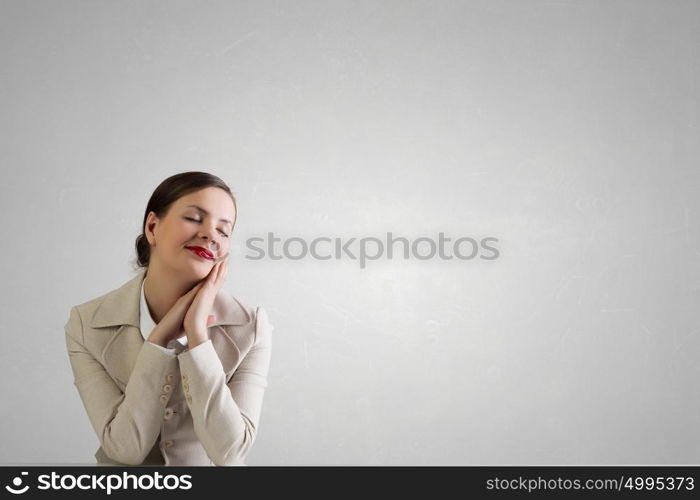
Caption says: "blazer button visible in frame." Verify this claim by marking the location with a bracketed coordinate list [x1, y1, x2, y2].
[161, 440, 173, 448]
[183, 383, 190, 392]
[181, 373, 188, 382]
[163, 384, 172, 393]
[159, 394, 168, 404]
[163, 408, 174, 420]
[186, 395, 193, 404]
[166, 374, 174, 383]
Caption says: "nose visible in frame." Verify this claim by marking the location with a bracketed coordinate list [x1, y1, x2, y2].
[199, 235, 219, 251]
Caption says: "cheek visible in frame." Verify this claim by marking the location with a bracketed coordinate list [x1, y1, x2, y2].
[171, 225, 193, 245]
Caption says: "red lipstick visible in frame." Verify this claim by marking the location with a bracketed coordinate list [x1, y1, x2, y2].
[185, 246, 214, 260]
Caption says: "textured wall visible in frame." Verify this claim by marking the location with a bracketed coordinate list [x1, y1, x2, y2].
[0, 0, 698, 465]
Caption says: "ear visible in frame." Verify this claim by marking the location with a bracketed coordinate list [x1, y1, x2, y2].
[145, 212, 159, 245]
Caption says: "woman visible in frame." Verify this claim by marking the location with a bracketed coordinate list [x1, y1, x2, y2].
[64, 172, 273, 466]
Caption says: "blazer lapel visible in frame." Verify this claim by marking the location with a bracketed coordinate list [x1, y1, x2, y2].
[90, 268, 253, 387]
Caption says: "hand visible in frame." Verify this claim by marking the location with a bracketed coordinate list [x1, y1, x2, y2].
[183, 255, 229, 348]
[147, 281, 205, 347]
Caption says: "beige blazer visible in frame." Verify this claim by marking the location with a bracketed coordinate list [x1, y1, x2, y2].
[64, 268, 273, 466]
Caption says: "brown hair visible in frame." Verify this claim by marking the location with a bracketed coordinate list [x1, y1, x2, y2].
[133, 171, 237, 270]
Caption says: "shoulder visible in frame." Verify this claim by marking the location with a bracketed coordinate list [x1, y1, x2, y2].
[72, 292, 111, 317]
[251, 304, 274, 346]
[211, 293, 274, 357]
[64, 272, 141, 339]
[221, 291, 272, 337]
[64, 292, 112, 340]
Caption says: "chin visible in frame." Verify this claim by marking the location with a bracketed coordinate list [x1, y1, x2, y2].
[180, 259, 210, 277]
[188, 260, 212, 270]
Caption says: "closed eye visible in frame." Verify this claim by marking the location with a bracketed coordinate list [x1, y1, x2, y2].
[184, 217, 229, 238]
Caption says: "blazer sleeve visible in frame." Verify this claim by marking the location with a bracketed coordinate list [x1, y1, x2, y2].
[177, 306, 273, 466]
[64, 306, 179, 465]
[148, 340, 178, 355]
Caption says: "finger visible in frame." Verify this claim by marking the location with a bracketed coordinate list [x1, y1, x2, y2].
[214, 260, 224, 283]
[208, 263, 220, 285]
[215, 253, 229, 274]
[209, 260, 220, 280]
[219, 259, 228, 284]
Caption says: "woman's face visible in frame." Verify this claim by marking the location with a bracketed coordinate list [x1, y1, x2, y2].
[146, 187, 236, 279]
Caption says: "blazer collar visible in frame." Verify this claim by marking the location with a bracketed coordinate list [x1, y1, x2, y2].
[89, 268, 250, 329]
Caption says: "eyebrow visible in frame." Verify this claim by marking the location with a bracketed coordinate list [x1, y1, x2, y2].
[185, 205, 234, 226]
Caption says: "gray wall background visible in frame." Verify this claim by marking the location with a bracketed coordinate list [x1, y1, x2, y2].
[1, 0, 698, 465]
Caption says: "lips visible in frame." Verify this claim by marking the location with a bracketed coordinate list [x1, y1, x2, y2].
[185, 246, 214, 260]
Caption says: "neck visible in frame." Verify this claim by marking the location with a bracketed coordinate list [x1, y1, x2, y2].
[142, 258, 199, 323]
